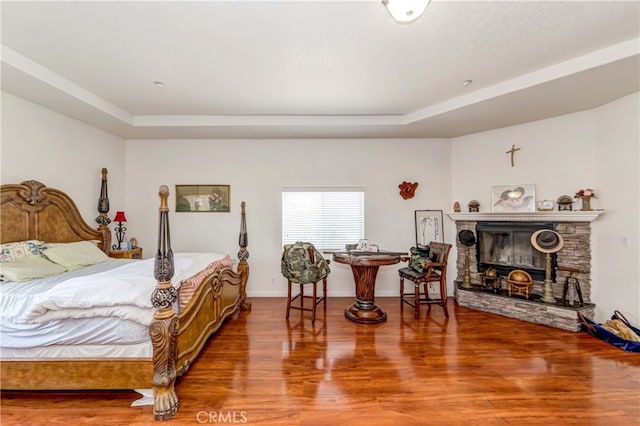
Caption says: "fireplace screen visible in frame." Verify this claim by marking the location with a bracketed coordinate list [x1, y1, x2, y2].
[476, 222, 555, 281]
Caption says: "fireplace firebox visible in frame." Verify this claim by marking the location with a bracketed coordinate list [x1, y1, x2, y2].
[475, 221, 556, 282]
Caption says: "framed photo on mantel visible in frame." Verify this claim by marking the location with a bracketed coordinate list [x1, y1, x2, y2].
[491, 184, 536, 213]
[415, 210, 444, 246]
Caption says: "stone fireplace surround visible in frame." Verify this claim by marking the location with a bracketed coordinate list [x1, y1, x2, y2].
[448, 211, 604, 331]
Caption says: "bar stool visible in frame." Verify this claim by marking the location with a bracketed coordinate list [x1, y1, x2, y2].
[282, 242, 331, 324]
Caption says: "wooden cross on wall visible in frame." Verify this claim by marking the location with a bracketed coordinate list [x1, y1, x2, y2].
[506, 144, 521, 167]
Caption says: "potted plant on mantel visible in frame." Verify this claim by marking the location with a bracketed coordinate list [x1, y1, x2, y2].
[574, 188, 596, 211]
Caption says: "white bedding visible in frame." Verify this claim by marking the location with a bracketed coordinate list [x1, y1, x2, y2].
[0, 253, 226, 351]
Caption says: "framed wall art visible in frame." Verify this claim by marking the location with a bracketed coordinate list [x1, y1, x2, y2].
[415, 210, 444, 246]
[491, 184, 535, 212]
[175, 184, 230, 212]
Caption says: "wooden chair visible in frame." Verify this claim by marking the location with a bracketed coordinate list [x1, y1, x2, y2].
[282, 242, 330, 324]
[398, 242, 452, 318]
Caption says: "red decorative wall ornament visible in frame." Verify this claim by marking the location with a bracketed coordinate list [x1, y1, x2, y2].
[398, 181, 419, 200]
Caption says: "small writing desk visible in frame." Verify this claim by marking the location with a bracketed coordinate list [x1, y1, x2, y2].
[332, 251, 406, 324]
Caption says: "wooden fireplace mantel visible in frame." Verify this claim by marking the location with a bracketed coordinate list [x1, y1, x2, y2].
[447, 211, 604, 223]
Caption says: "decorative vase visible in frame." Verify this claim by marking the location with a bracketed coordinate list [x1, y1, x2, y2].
[580, 195, 592, 211]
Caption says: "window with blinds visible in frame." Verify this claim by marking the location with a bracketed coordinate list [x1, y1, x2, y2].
[282, 188, 365, 250]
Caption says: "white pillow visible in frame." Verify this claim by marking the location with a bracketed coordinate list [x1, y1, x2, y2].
[0, 255, 67, 281]
[42, 241, 109, 270]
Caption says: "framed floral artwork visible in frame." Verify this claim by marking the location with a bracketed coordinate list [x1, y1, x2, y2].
[175, 185, 230, 212]
[491, 184, 535, 212]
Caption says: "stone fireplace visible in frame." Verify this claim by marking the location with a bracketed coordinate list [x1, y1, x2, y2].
[448, 211, 604, 331]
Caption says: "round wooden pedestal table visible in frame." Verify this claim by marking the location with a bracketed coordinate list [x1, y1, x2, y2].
[332, 252, 403, 324]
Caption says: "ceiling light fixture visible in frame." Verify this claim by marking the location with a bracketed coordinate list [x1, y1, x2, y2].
[382, 0, 431, 24]
[153, 81, 164, 88]
[463, 79, 473, 86]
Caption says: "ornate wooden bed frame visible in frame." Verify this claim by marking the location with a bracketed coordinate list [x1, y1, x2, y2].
[0, 170, 250, 420]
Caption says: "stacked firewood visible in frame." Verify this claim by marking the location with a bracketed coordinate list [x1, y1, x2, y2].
[602, 319, 640, 341]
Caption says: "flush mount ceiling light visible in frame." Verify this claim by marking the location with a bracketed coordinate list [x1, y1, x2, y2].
[382, 0, 431, 24]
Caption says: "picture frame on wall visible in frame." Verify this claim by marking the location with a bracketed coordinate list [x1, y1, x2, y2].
[491, 184, 535, 212]
[175, 184, 230, 212]
[415, 210, 444, 246]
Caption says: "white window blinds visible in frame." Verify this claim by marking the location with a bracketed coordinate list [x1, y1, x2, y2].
[282, 188, 365, 250]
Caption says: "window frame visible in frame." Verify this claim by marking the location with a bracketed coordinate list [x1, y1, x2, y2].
[281, 187, 365, 251]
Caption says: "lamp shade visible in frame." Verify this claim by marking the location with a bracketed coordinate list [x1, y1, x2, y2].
[114, 211, 127, 222]
[382, 0, 431, 24]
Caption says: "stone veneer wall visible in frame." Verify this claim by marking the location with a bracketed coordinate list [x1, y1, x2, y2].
[454, 220, 592, 301]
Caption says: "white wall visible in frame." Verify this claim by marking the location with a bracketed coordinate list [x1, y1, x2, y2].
[451, 93, 640, 323]
[592, 93, 639, 324]
[1, 92, 126, 222]
[125, 138, 451, 297]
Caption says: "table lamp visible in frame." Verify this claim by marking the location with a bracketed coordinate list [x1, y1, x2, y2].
[113, 211, 128, 250]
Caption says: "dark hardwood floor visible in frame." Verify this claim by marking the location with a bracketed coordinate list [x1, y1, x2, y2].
[2, 297, 639, 425]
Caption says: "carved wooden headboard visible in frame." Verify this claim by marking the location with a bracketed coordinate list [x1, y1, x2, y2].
[0, 179, 111, 254]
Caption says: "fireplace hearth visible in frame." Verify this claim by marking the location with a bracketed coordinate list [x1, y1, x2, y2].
[454, 283, 595, 331]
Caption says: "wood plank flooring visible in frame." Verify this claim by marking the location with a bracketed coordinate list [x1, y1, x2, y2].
[2, 297, 639, 425]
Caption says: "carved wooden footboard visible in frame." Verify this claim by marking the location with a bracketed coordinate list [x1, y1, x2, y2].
[0, 173, 250, 422]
